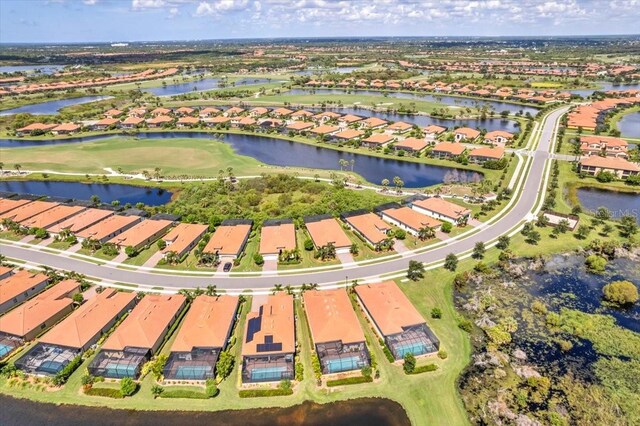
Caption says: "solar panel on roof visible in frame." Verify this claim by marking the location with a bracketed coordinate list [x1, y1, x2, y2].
[256, 342, 282, 353]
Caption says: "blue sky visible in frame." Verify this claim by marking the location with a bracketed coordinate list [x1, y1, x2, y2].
[1, 0, 639, 43]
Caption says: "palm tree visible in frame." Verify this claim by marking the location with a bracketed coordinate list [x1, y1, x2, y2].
[418, 226, 435, 241]
[350, 159, 355, 172]
[381, 178, 390, 192]
[0, 162, 4, 174]
[154, 167, 162, 180]
[393, 176, 404, 193]
[272, 284, 283, 294]
[205, 285, 218, 296]
[14, 164, 22, 174]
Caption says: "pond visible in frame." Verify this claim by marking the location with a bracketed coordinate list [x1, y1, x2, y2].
[287, 88, 541, 116]
[0, 395, 410, 426]
[0, 132, 482, 188]
[312, 106, 521, 132]
[576, 187, 640, 223]
[617, 111, 640, 138]
[0, 95, 113, 116]
[294, 66, 361, 75]
[0, 180, 172, 206]
[568, 81, 640, 98]
[0, 64, 65, 75]
[145, 77, 276, 96]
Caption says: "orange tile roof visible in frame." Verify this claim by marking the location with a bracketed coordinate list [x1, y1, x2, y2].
[147, 115, 173, 125]
[362, 133, 394, 145]
[20, 205, 85, 229]
[305, 217, 352, 249]
[204, 223, 252, 256]
[424, 125, 447, 134]
[0, 270, 49, 307]
[177, 116, 200, 125]
[0, 201, 58, 223]
[413, 197, 471, 221]
[52, 123, 80, 132]
[204, 116, 231, 124]
[175, 107, 195, 115]
[170, 295, 239, 352]
[454, 127, 481, 139]
[303, 289, 365, 345]
[334, 129, 364, 140]
[310, 124, 340, 135]
[432, 142, 466, 155]
[40, 288, 137, 349]
[469, 146, 505, 160]
[0, 199, 31, 215]
[381, 206, 441, 230]
[355, 281, 426, 335]
[95, 118, 119, 126]
[16, 123, 57, 132]
[151, 107, 171, 115]
[161, 223, 208, 256]
[580, 135, 628, 148]
[249, 107, 269, 115]
[259, 223, 296, 255]
[76, 215, 141, 241]
[344, 212, 391, 245]
[339, 114, 363, 123]
[395, 137, 428, 152]
[272, 107, 294, 116]
[360, 117, 388, 128]
[387, 121, 412, 131]
[0, 279, 80, 338]
[579, 156, 640, 172]
[242, 293, 295, 356]
[48, 208, 114, 234]
[108, 219, 173, 248]
[484, 130, 514, 141]
[286, 121, 314, 131]
[101, 294, 185, 351]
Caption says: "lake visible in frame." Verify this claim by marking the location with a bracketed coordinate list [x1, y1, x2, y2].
[576, 187, 640, 223]
[617, 111, 640, 138]
[294, 66, 361, 75]
[0, 180, 172, 206]
[0, 64, 65, 75]
[0, 96, 113, 116]
[287, 88, 541, 116]
[0, 132, 482, 188]
[0, 395, 410, 426]
[146, 77, 276, 96]
[568, 81, 640, 98]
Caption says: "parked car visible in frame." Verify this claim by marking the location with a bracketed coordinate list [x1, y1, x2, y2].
[223, 262, 232, 272]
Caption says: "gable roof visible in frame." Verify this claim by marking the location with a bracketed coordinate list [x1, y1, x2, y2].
[242, 293, 295, 356]
[305, 217, 352, 249]
[204, 222, 252, 256]
[48, 208, 114, 234]
[304, 289, 365, 345]
[412, 197, 471, 220]
[0, 270, 49, 307]
[259, 222, 296, 254]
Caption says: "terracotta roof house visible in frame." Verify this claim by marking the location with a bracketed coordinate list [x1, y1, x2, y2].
[76, 214, 142, 243]
[272, 107, 294, 117]
[355, 281, 439, 360]
[454, 127, 481, 142]
[108, 219, 174, 251]
[386, 121, 413, 134]
[151, 107, 171, 116]
[379, 206, 441, 237]
[15, 123, 57, 136]
[304, 215, 352, 252]
[333, 128, 364, 142]
[431, 142, 466, 159]
[199, 107, 221, 118]
[248, 107, 269, 117]
[338, 114, 363, 125]
[146, 115, 173, 128]
[0, 270, 50, 315]
[423, 125, 447, 140]
[176, 116, 200, 127]
[121, 116, 145, 129]
[290, 109, 314, 120]
[19, 205, 86, 230]
[0, 266, 12, 280]
[0, 200, 58, 224]
[93, 118, 120, 131]
[15, 288, 137, 375]
[203, 219, 253, 259]
[0, 199, 31, 215]
[578, 156, 640, 179]
[175, 107, 195, 116]
[312, 111, 341, 122]
[224, 107, 245, 117]
[394, 137, 428, 153]
[163, 295, 239, 381]
[48, 208, 114, 235]
[579, 135, 629, 158]
[234, 116, 257, 128]
[259, 219, 296, 260]
[104, 109, 123, 118]
[361, 133, 394, 148]
[310, 125, 340, 137]
[468, 146, 505, 163]
[303, 289, 369, 374]
[161, 223, 209, 259]
[0, 279, 80, 344]
[203, 116, 231, 126]
[484, 130, 514, 145]
[359, 117, 388, 129]
[241, 293, 295, 383]
[286, 121, 315, 132]
[88, 294, 186, 379]
[411, 197, 472, 224]
[341, 211, 391, 247]
[128, 107, 147, 118]
[51, 123, 80, 135]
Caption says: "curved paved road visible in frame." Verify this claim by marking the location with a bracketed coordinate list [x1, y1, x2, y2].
[0, 107, 569, 290]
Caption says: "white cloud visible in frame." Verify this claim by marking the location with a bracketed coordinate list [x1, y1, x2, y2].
[83, 0, 98, 5]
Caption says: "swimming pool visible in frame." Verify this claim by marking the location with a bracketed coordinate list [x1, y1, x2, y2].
[175, 365, 213, 380]
[250, 366, 288, 381]
[103, 363, 137, 378]
[0, 343, 14, 358]
[325, 356, 362, 374]
[38, 360, 66, 375]
[394, 342, 429, 358]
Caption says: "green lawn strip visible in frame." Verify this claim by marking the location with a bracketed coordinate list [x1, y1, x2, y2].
[0, 231, 24, 241]
[232, 235, 262, 272]
[47, 240, 74, 250]
[278, 229, 340, 271]
[122, 243, 161, 267]
[76, 247, 117, 261]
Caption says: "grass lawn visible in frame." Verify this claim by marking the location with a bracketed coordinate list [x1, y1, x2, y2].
[122, 243, 161, 266]
[47, 240, 75, 250]
[0, 230, 24, 241]
[233, 235, 262, 272]
[76, 247, 117, 261]
[278, 229, 341, 271]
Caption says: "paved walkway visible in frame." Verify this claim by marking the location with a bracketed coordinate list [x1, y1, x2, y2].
[142, 251, 165, 268]
[261, 259, 278, 275]
[112, 252, 128, 264]
[393, 240, 410, 256]
[337, 252, 354, 265]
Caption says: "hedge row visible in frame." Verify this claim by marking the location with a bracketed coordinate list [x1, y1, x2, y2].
[84, 387, 124, 398]
[160, 389, 209, 399]
[408, 364, 438, 375]
[238, 388, 294, 398]
[326, 376, 373, 387]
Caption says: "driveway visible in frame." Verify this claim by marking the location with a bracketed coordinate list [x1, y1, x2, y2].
[393, 240, 410, 256]
[261, 259, 278, 274]
[337, 252, 354, 265]
[142, 251, 165, 268]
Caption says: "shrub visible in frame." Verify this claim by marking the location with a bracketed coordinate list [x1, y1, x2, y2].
[603, 280, 638, 305]
[403, 353, 416, 374]
[311, 353, 322, 379]
[326, 376, 373, 387]
[379, 339, 395, 363]
[441, 222, 453, 233]
[151, 384, 164, 398]
[438, 350, 448, 359]
[253, 253, 264, 266]
[124, 246, 138, 258]
[295, 361, 304, 381]
[279, 379, 292, 391]
[585, 254, 607, 274]
[303, 238, 314, 251]
[156, 239, 167, 250]
[84, 387, 124, 398]
[205, 378, 219, 398]
[120, 377, 137, 397]
[215, 350, 234, 379]
[160, 389, 208, 399]
[52, 356, 82, 386]
[458, 318, 473, 333]
[394, 229, 406, 240]
[361, 366, 372, 379]
[409, 363, 438, 374]
[238, 388, 294, 397]
[431, 307, 442, 319]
